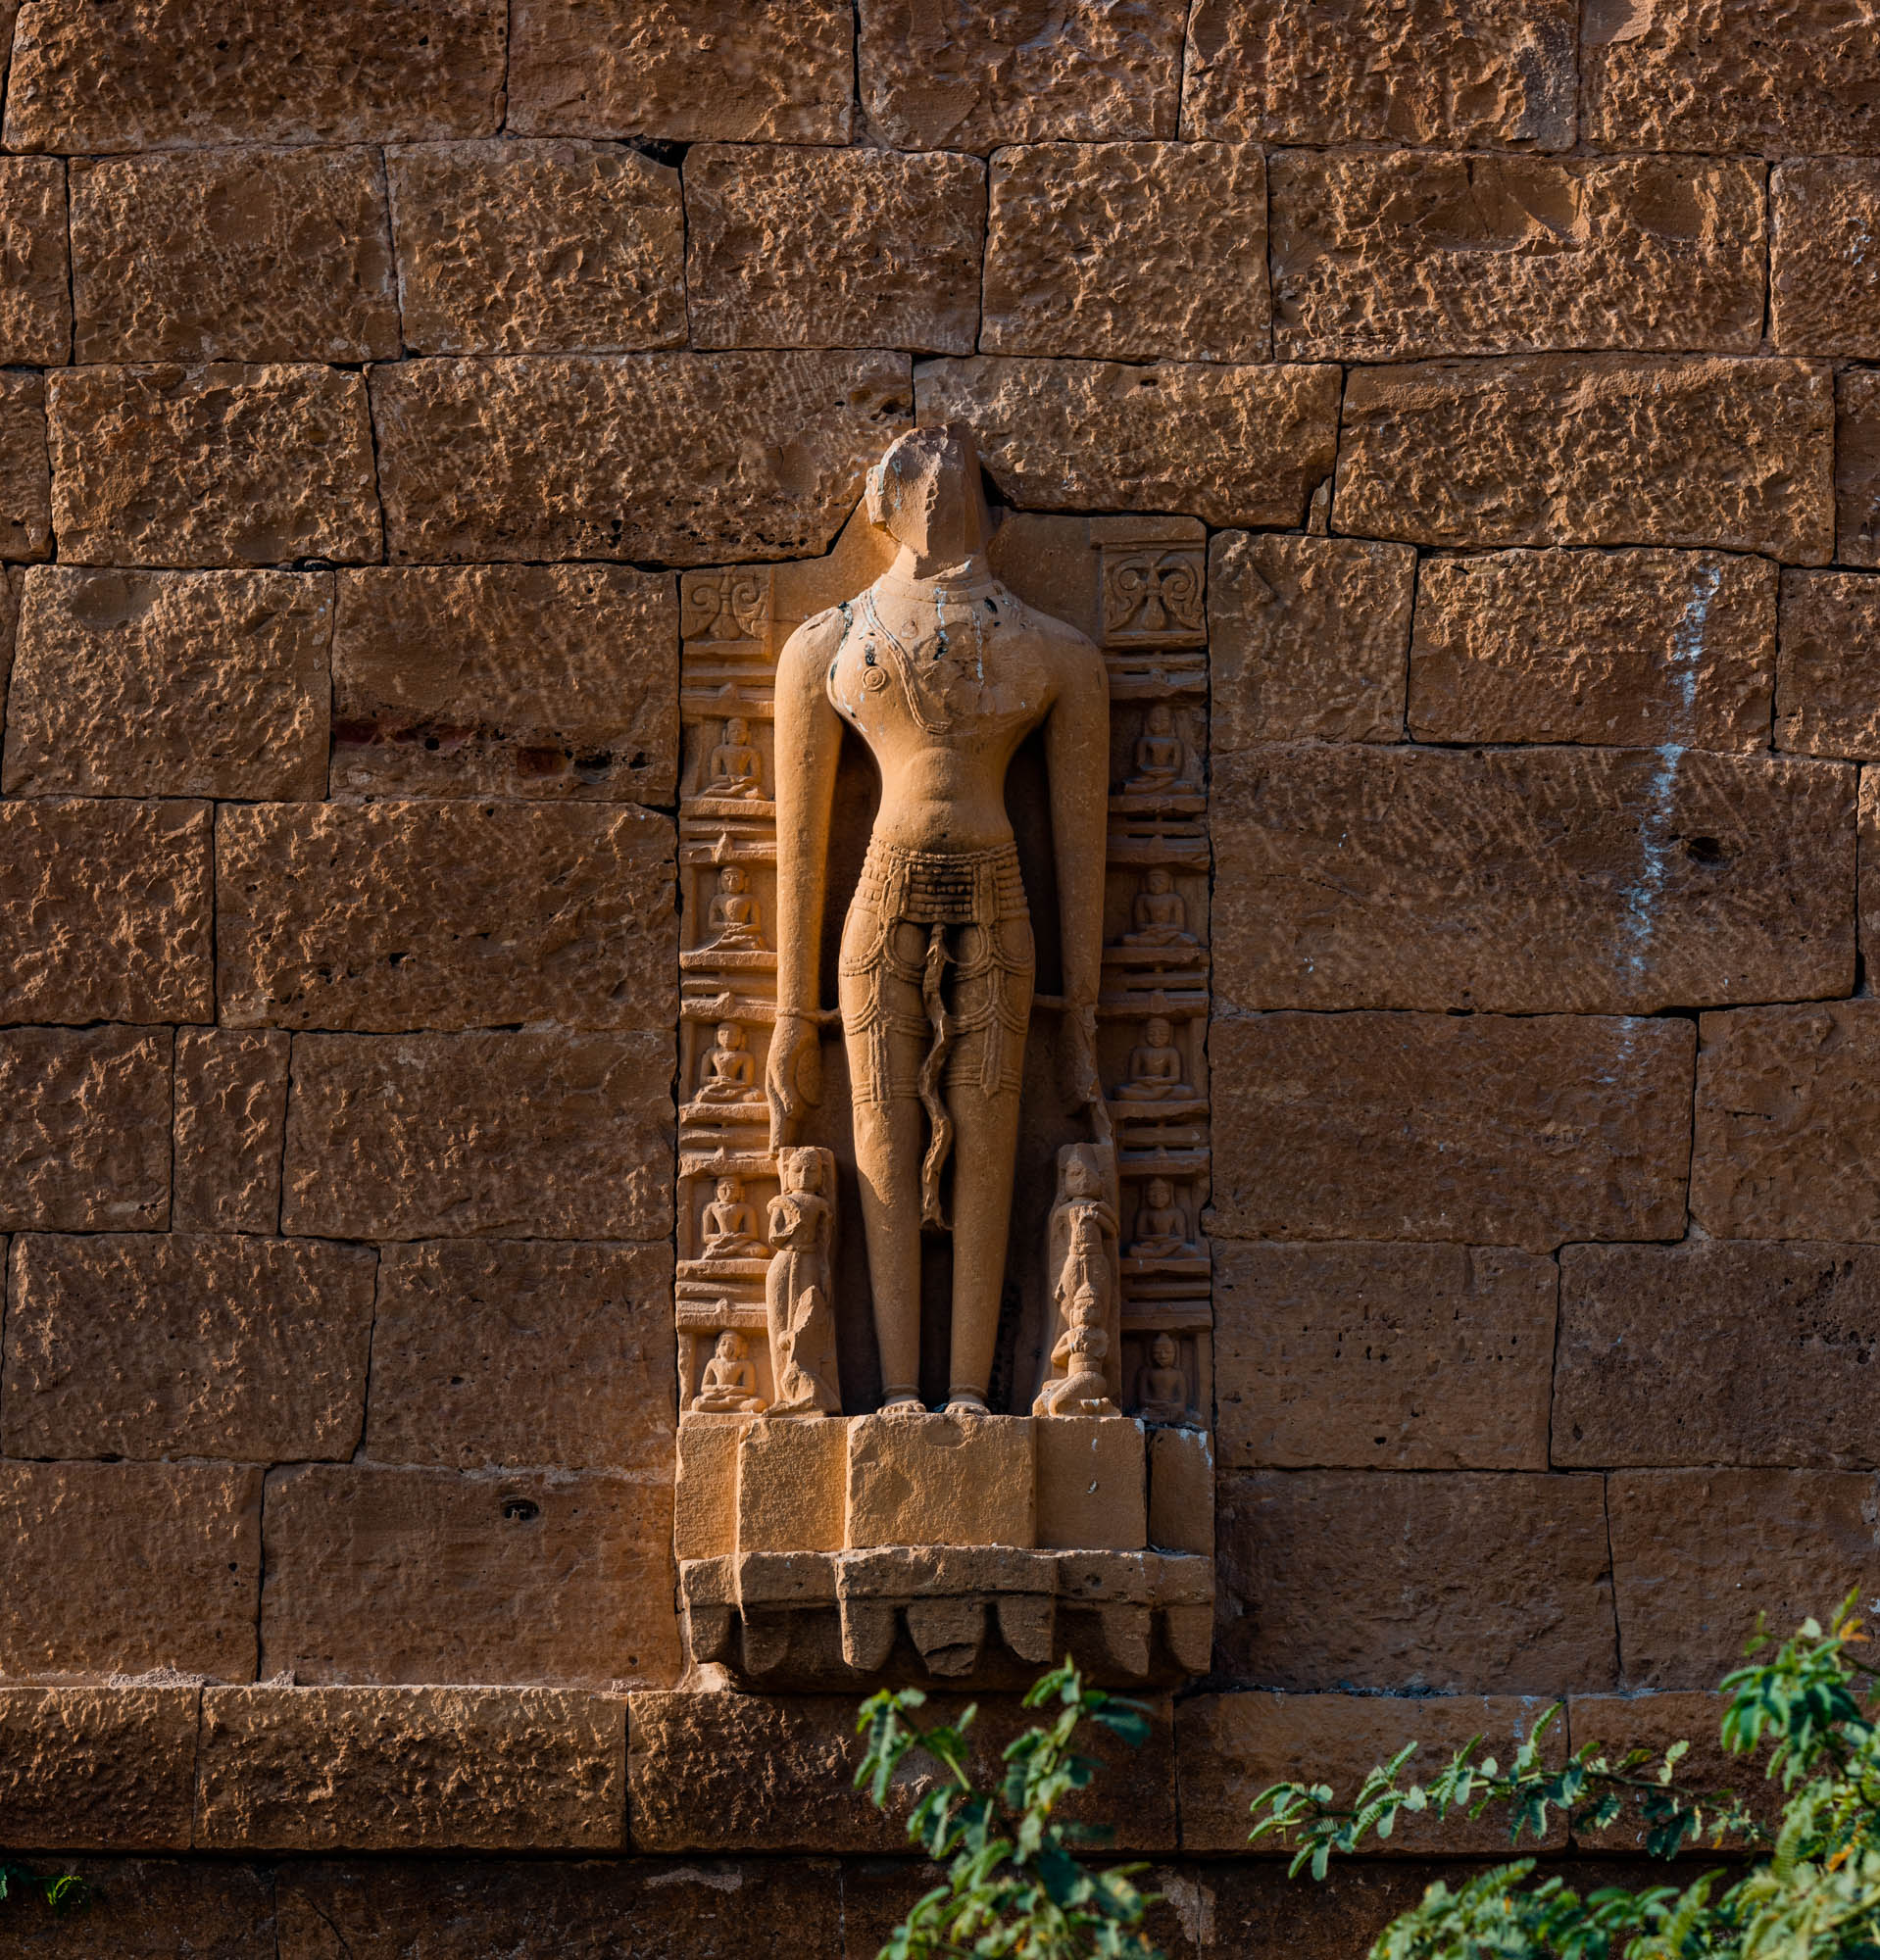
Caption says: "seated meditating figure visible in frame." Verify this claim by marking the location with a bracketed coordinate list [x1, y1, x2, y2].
[1128, 1177, 1193, 1258]
[1115, 1016, 1192, 1101]
[691, 1329, 766, 1413]
[1122, 703, 1187, 794]
[694, 1022, 762, 1103]
[700, 1175, 764, 1257]
[702, 865, 767, 952]
[707, 716, 766, 798]
[1134, 1333, 1191, 1425]
[1121, 867, 1196, 948]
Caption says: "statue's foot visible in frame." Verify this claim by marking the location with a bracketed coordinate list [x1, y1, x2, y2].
[945, 1393, 990, 1416]
[878, 1394, 927, 1417]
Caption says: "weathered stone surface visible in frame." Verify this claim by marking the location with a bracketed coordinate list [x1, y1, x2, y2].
[3, 1233, 374, 1462]
[387, 141, 683, 356]
[1036, 1417, 1147, 1551]
[1584, 0, 1880, 155]
[173, 1029, 290, 1234]
[859, 0, 1185, 149]
[48, 365, 379, 567]
[508, 0, 854, 143]
[916, 359, 1339, 529]
[261, 1464, 679, 1688]
[1778, 570, 1880, 758]
[1557, 1242, 1880, 1471]
[0, 157, 69, 364]
[0, 1027, 172, 1232]
[368, 1240, 675, 1473]
[1608, 1470, 1880, 1689]
[1772, 162, 1880, 358]
[1183, 0, 1576, 146]
[736, 1418, 847, 1554]
[281, 1031, 672, 1242]
[4, 0, 505, 150]
[1213, 744, 1854, 1013]
[218, 801, 676, 1032]
[1338, 357, 1834, 561]
[0, 1857, 275, 1957]
[4, 568, 330, 799]
[0, 800, 212, 1024]
[1209, 532, 1414, 747]
[673, 1421, 740, 1561]
[686, 145, 983, 356]
[71, 148, 398, 364]
[1179, 1692, 1565, 1853]
[1410, 548, 1776, 750]
[1692, 1004, 1880, 1243]
[846, 1412, 1035, 1548]
[0, 1686, 197, 1851]
[1836, 369, 1880, 567]
[0, 370, 50, 562]
[0, 1462, 260, 1679]
[1273, 154, 1762, 361]
[1211, 1010, 1694, 1252]
[1569, 1692, 1783, 1847]
[1216, 1242, 1556, 1472]
[332, 565, 675, 804]
[372, 352, 910, 564]
[197, 1687, 625, 1850]
[1215, 1470, 1616, 1691]
[629, 1691, 1176, 1851]
[983, 142, 1268, 362]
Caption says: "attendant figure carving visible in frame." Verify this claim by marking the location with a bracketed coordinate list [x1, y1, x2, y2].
[708, 716, 767, 799]
[1037, 1283, 1118, 1417]
[700, 1175, 763, 1257]
[694, 1022, 762, 1103]
[703, 866, 767, 952]
[1121, 867, 1195, 949]
[1034, 1148, 1120, 1416]
[1115, 1017, 1191, 1101]
[1122, 703, 1187, 795]
[766, 1146, 841, 1416]
[1133, 1333, 1191, 1426]
[692, 1329, 766, 1413]
[1128, 1177, 1192, 1258]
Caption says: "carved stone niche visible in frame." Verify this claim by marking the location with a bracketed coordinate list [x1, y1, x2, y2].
[672, 428, 1214, 1690]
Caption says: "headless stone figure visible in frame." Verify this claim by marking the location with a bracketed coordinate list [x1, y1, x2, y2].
[1116, 1016, 1191, 1101]
[767, 424, 1111, 1414]
[700, 1176, 762, 1257]
[1122, 867, 1194, 948]
[695, 1022, 761, 1103]
[708, 716, 766, 798]
[1129, 1177, 1192, 1258]
[703, 866, 767, 951]
[1134, 1333, 1191, 1425]
[692, 1329, 766, 1413]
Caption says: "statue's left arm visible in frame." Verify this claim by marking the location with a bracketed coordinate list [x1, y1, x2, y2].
[1043, 627, 1111, 1110]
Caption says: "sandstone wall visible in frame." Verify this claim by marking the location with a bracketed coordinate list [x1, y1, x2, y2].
[1, 1, 1878, 1952]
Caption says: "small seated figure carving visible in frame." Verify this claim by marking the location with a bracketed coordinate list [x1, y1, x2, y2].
[702, 865, 767, 952]
[1036, 1283, 1118, 1417]
[1122, 703, 1188, 795]
[1128, 1177, 1193, 1258]
[1114, 1016, 1193, 1101]
[1134, 1333, 1192, 1426]
[1121, 867, 1196, 948]
[694, 1022, 762, 1104]
[700, 1175, 764, 1257]
[707, 716, 766, 799]
[691, 1328, 767, 1413]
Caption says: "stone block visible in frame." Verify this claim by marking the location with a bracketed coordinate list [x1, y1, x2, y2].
[71, 148, 398, 363]
[0, 1026, 172, 1232]
[0, 798, 213, 1023]
[0, 1686, 197, 1852]
[1555, 1241, 1880, 1471]
[1568, 1692, 1783, 1847]
[1836, 369, 1880, 567]
[686, 145, 984, 355]
[369, 1241, 675, 1474]
[1216, 1470, 1616, 1692]
[983, 141, 1268, 363]
[1209, 531, 1414, 747]
[915, 358, 1339, 530]
[0, 156, 69, 363]
[0, 369, 50, 561]
[1336, 356, 1834, 563]
[48, 365, 379, 567]
[673, 1419, 744, 1562]
[1182, 0, 1576, 146]
[261, 1464, 680, 1688]
[1211, 1011, 1694, 1252]
[1777, 570, 1880, 758]
[1178, 1691, 1566, 1854]
[858, 0, 1185, 149]
[1213, 743, 1854, 1013]
[508, 0, 854, 143]
[332, 565, 676, 805]
[281, 1031, 673, 1242]
[735, 1419, 848, 1555]
[1035, 1417, 1146, 1551]
[387, 140, 683, 356]
[1773, 161, 1880, 358]
[1410, 547, 1776, 751]
[1147, 1425, 1212, 1556]
[1608, 1470, 1880, 1689]
[3, 1232, 373, 1462]
[4, 0, 506, 149]
[1692, 1004, 1880, 1242]
[1584, 0, 1880, 154]
[173, 1028, 289, 1233]
[846, 1412, 1036, 1549]
[0, 1462, 261, 1679]
[5, 568, 330, 799]
[1273, 154, 1761, 362]
[196, 1687, 625, 1850]
[217, 800, 676, 1032]
[1216, 1241, 1556, 1471]
[372, 351, 909, 564]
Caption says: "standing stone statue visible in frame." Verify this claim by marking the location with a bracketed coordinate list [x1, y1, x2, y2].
[1033, 1144, 1121, 1415]
[767, 423, 1111, 1415]
[766, 1145, 841, 1416]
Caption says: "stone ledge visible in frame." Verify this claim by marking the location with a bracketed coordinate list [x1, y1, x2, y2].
[0, 1684, 198, 1851]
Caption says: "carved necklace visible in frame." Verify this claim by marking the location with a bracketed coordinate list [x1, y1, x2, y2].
[861, 586, 990, 737]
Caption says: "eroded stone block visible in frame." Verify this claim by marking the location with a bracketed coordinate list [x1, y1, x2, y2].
[1147, 1425, 1212, 1556]
[0, 1686, 197, 1851]
[737, 1419, 848, 1555]
[0, 369, 50, 561]
[1779, 570, 1880, 758]
[0, 1026, 172, 1232]
[846, 1413, 1035, 1549]
[1035, 1417, 1146, 1552]
[673, 1420, 744, 1563]
[173, 1028, 289, 1233]
[1836, 370, 1880, 567]
[1773, 161, 1880, 359]
[0, 156, 69, 363]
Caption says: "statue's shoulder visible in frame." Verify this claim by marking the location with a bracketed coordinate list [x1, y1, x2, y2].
[776, 600, 852, 680]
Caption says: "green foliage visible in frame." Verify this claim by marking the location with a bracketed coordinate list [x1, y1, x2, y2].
[855, 1662, 1163, 1959]
[1249, 1592, 1880, 1960]
[0, 1863, 86, 1913]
